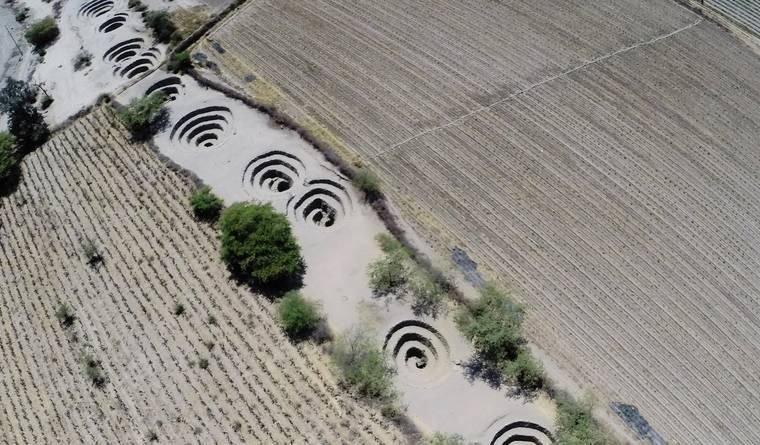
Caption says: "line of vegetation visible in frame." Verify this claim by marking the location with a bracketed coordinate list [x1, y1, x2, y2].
[0, 132, 18, 192]
[554, 393, 612, 445]
[219, 202, 304, 291]
[168, 51, 193, 73]
[190, 186, 223, 222]
[369, 234, 448, 317]
[25, 16, 59, 54]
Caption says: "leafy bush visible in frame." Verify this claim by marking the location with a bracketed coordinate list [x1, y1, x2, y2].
[0, 79, 36, 114]
[173, 302, 185, 316]
[277, 291, 321, 339]
[168, 51, 192, 73]
[144, 10, 177, 43]
[331, 328, 396, 402]
[408, 270, 446, 317]
[118, 92, 168, 140]
[73, 50, 92, 71]
[190, 186, 223, 222]
[15, 7, 29, 22]
[219, 202, 304, 288]
[55, 303, 76, 328]
[128, 0, 147, 11]
[25, 16, 59, 51]
[501, 349, 544, 391]
[457, 284, 525, 365]
[0, 132, 17, 184]
[555, 394, 611, 445]
[352, 167, 381, 200]
[368, 250, 408, 297]
[198, 358, 209, 370]
[82, 354, 106, 387]
[426, 433, 471, 445]
[81, 237, 103, 267]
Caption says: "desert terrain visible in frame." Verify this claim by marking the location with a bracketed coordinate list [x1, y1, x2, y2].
[201, 0, 760, 443]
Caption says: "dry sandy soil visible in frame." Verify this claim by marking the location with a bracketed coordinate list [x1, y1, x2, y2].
[203, 0, 760, 443]
[0, 107, 406, 444]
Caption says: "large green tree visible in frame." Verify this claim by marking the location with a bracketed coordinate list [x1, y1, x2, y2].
[219, 202, 303, 288]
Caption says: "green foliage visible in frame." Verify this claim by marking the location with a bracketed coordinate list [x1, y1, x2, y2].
[425, 433, 473, 445]
[128, 0, 147, 11]
[0, 132, 17, 183]
[82, 354, 106, 387]
[352, 167, 381, 199]
[457, 284, 525, 365]
[331, 328, 395, 402]
[1, 79, 49, 151]
[190, 186, 223, 222]
[0, 79, 36, 114]
[73, 50, 92, 71]
[277, 291, 321, 339]
[146, 430, 158, 442]
[168, 51, 192, 73]
[368, 249, 409, 296]
[25, 16, 59, 51]
[198, 358, 209, 370]
[15, 7, 29, 22]
[55, 303, 76, 328]
[376, 233, 406, 256]
[144, 10, 177, 43]
[118, 92, 167, 140]
[219, 202, 304, 288]
[554, 395, 611, 445]
[173, 302, 186, 316]
[81, 237, 103, 267]
[501, 349, 544, 391]
[408, 270, 446, 317]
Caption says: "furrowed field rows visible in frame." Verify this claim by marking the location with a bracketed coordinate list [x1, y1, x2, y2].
[209, 0, 695, 155]
[0, 108, 404, 445]
[375, 23, 760, 444]
[205, 0, 760, 442]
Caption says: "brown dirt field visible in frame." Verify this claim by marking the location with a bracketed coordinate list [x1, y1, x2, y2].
[203, 1, 760, 443]
[0, 108, 405, 444]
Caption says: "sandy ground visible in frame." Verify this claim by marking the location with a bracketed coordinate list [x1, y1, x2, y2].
[117, 71, 556, 442]
[0, 5, 36, 129]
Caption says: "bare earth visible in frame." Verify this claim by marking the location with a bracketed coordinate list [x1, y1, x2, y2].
[204, 0, 760, 443]
[0, 108, 405, 444]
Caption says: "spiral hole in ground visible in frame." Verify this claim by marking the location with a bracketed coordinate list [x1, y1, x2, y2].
[287, 179, 352, 229]
[103, 38, 143, 62]
[79, 0, 114, 17]
[98, 13, 127, 33]
[243, 151, 306, 199]
[145, 76, 184, 101]
[382, 320, 450, 386]
[490, 421, 553, 445]
[170, 106, 233, 149]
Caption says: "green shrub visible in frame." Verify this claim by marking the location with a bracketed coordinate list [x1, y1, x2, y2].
[368, 249, 408, 297]
[128, 0, 147, 11]
[501, 349, 544, 391]
[55, 303, 76, 328]
[198, 358, 209, 369]
[118, 92, 167, 140]
[1, 79, 49, 151]
[81, 237, 103, 267]
[555, 394, 611, 445]
[15, 8, 29, 22]
[408, 270, 446, 317]
[144, 10, 177, 43]
[190, 186, 223, 222]
[168, 51, 192, 73]
[73, 50, 92, 71]
[173, 302, 185, 316]
[25, 17, 59, 51]
[82, 354, 106, 387]
[425, 433, 471, 445]
[352, 167, 381, 200]
[0, 132, 17, 184]
[331, 328, 395, 402]
[219, 202, 304, 288]
[457, 284, 525, 365]
[277, 291, 321, 339]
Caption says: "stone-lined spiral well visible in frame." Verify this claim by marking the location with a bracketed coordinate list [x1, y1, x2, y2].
[169, 106, 233, 149]
[145, 76, 185, 101]
[286, 178, 352, 229]
[243, 150, 306, 198]
[117, 47, 159, 79]
[98, 13, 127, 33]
[79, 0, 114, 17]
[103, 38, 144, 63]
[490, 421, 553, 445]
[382, 320, 451, 386]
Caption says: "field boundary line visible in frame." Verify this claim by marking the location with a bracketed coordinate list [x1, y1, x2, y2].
[374, 18, 704, 158]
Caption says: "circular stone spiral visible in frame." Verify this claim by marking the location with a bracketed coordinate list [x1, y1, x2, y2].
[489, 421, 553, 445]
[286, 178, 352, 229]
[243, 150, 306, 198]
[169, 106, 233, 149]
[382, 320, 451, 387]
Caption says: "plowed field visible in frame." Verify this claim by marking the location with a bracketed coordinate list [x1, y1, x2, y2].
[205, 1, 760, 443]
[0, 108, 404, 444]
